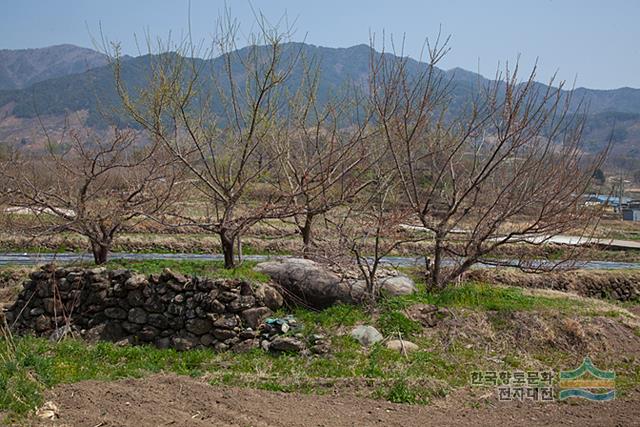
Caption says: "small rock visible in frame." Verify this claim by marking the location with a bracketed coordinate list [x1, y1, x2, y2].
[49, 325, 73, 342]
[233, 339, 259, 353]
[185, 318, 213, 335]
[213, 314, 239, 330]
[34, 314, 51, 332]
[171, 336, 197, 351]
[162, 268, 188, 285]
[218, 291, 239, 303]
[241, 307, 272, 329]
[200, 334, 216, 346]
[139, 325, 159, 341]
[124, 274, 148, 290]
[380, 275, 416, 296]
[104, 307, 127, 320]
[350, 325, 383, 346]
[128, 307, 148, 324]
[212, 328, 236, 340]
[147, 313, 169, 330]
[385, 339, 419, 354]
[311, 342, 331, 354]
[254, 283, 284, 310]
[88, 267, 107, 275]
[214, 342, 229, 352]
[29, 307, 45, 316]
[269, 336, 306, 353]
[36, 401, 59, 420]
[239, 329, 257, 339]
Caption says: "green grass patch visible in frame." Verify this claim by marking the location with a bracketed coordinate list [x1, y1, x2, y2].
[377, 311, 422, 338]
[380, 280, 599, 315]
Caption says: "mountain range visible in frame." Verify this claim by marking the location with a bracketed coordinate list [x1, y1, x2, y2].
[0, 43, 639, 163]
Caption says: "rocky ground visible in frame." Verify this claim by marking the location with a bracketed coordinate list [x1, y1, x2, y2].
[32, 373, 640, 426]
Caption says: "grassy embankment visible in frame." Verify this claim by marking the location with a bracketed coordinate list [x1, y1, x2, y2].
[2, 259, 639, 423]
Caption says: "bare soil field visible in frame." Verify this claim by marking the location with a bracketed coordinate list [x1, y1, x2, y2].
[34, 374, 640, 426]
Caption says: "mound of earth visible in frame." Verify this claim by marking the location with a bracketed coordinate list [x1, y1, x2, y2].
[32, 373, 640, 426]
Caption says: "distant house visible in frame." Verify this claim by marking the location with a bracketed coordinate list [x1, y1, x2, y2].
[622, 208, 640, 221]
[583, 194, 632, 212]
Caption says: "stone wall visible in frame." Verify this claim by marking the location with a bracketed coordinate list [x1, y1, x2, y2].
[467, 269, 640, 301]
[5, 265, 284, 352]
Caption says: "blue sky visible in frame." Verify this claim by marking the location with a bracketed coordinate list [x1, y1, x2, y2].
[1, 0, 638, 89]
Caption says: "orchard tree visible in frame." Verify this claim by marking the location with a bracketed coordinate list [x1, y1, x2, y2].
[369, 36, 607, 288]
[111, 16, 303, 268]
[2, 126, 181, 264]
[268, 63, 376, 256]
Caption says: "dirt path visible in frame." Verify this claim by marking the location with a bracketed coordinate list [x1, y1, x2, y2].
[34, 374, 640, 426]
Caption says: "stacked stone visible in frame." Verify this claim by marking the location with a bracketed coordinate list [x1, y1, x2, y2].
[5, 264, 283, 352]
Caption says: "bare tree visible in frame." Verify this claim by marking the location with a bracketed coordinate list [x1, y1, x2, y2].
[1, 126, 181, 264]
[330, 143, 420, 303]
[369, 36, 607, 288]
[111, 16, 303, 268]
[267, 63, 375, 256]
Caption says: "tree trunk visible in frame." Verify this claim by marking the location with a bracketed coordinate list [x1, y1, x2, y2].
[429, 234, 444, 290]
[236, 234, 243, 265]
[300, 213, 314, 258]
[220, 232, 235, 269]
[91, 241, 110, 265]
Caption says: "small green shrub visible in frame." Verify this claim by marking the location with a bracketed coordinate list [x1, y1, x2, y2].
[377, 311, 421, 338]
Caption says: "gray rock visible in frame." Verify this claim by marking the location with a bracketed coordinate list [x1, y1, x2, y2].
[124, 274, 148, 290]
[29, 307, 45, 316]
[104, 307, 127, 319]
[43, 298, 64, 314]
[121, 321, 141, 334]
[385, 339, 419, 353]
[269, 336, 306, 353]
[214, 342, 229, 352]
[254, 283, 284, 310]
[241, 307, 272, 329]
[128, 307, 148, 324]
[228, 295, 256, 312]
[200, 334, 216, 346]
[233, 339, 259, 353]
[171, 336, 198, 351]
[379, 275, 416, 296]
[139, 325, 159, 341]
[147, 313, 169, 330]
[350, 325, 383, 346]
[185, 318, 213, 335]
[49, 325, 73, 341]
[212, 328, 236, 340]
[218, 291, 239, 303]
[212, 314, 239, 330]
[126, 289, 144, 307]
[161, 268, 188, 285]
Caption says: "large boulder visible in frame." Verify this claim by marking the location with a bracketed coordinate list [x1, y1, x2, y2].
[254, 258, 415, 308]
[255, 258, 353, 308]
